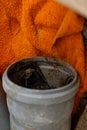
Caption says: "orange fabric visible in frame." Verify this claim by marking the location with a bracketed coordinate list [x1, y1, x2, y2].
[0, 0, 86, 113]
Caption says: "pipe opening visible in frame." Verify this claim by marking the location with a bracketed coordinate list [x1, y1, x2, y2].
[7, 58, 74, 90]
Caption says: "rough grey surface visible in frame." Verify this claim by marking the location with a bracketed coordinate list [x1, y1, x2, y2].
[0, 80, 10, 130]
[2, 57, 79, 130]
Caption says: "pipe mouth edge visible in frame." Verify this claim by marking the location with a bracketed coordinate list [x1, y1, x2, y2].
[2, 57, 80, 103]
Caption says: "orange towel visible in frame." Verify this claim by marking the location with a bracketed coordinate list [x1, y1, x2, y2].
[0, 0, 86, 113]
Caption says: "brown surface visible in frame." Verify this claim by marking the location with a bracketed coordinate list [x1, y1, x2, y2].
[75, 105, 87, 130]
[83, 19, 87, 48]
[0, 78, 6, 100]
[71, 92, 87, 130]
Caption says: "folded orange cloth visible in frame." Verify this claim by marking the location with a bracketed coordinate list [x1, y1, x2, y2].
[0, 0, 86, 113]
